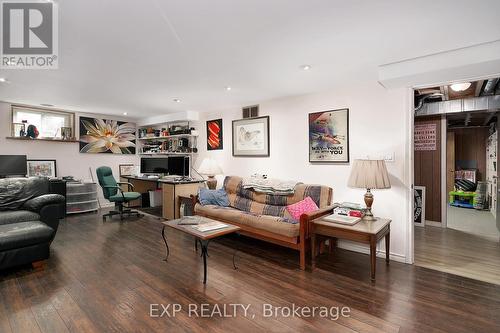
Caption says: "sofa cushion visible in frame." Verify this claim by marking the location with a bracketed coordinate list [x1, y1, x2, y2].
[195, 204, 300, 238]
[0, 177, 50, 211]
[0, 210, 41, 226]
[286, 197, 319, 220]
[0, 221, 54, 252]
[198, 188, 230, 207]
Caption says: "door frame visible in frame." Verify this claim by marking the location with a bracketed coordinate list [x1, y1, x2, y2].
[407, 73, 500, 264]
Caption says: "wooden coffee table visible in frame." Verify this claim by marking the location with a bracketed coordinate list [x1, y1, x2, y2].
[161, 216, 240, 284]
[311, 217, 391, 281]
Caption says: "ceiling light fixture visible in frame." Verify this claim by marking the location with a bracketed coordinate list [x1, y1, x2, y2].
[123, 112, 128, 116]
[225, 86, 232, 91]
[173, 98, 181, 103]
[40, 103, 54, 107]
[300, 65, 312, 71]
[450, 82, 471, 92]
[0, 77, 8, 83]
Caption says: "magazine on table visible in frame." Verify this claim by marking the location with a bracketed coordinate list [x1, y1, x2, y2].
[191, 221, 229, 232]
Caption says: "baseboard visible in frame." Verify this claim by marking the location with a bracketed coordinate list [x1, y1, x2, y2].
[425, 220, 443, 227]
[336, 240, 407, 264]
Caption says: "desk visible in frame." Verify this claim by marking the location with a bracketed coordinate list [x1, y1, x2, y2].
[121, 176, 205, 220]
[311, 217, 391, 281]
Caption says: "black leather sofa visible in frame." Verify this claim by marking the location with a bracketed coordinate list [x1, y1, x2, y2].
[0, 177, 65, 270]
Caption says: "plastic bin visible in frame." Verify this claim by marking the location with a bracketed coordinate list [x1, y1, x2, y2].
[149, 189, 163, 207]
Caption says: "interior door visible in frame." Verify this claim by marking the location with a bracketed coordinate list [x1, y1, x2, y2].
[446, 131, 455, 196]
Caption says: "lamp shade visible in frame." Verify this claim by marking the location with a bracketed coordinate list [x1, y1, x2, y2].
[198, 158, 223, 176]
[347, 159, 391, 189]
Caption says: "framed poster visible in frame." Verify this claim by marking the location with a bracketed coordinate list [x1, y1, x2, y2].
[232, 116, 270, 157]
[414, 123, 437, 151]
[207, 119, 223, 150]
[27, 160, 57, 178]
[79, 116, 136, 154]
[414, 186, 426, 227]
[309, 108, 349, 163]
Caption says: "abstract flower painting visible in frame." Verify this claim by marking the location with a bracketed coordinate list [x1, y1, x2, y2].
[79, 116, 136, 154]
[207, 119, 223, 150]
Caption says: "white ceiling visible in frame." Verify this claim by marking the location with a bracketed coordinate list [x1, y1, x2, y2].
[1, 0, 500, 117]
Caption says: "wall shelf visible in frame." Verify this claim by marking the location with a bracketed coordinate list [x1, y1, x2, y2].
[138, 134, 195, 140]
[6, 136, 79, 143]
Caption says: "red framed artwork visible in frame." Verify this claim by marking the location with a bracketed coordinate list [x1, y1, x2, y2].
[206, 119, 223, 150]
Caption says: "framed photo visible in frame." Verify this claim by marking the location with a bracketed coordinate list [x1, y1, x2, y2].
[119, 164, 135, 177]
[27, 160, 57, 178]
[12, 122, 26, 137]
[414, 186, 426, 227]
[61, 126, 73, 140]
[309, 108, 349, 163]
[79, 116, 136, 154]
[232, 116, 270, 157]
[206, 119, 223, 150]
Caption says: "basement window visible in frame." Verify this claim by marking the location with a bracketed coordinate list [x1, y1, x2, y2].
[11, 105, 75, 139]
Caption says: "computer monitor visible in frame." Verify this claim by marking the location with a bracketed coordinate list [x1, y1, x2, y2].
[140, 158, 169, 174]
[168, 156, 190, 177]
[0, 155, 27, 177]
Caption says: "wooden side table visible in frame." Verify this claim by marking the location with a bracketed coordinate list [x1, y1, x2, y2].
[311, 217, 391, 281]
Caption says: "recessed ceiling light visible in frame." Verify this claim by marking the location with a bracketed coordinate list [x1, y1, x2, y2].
[123, 112, 128, 115]
[0, 77, 8, 83]
[173, 98, 181, 103]
[450, 82, 471, 92]
[300, 65, 312, 71]
[40, 103, 54, 107]
[225, 86, 232, 91]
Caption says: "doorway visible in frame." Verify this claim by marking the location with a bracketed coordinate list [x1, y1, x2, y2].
[413, 77, 500, 285]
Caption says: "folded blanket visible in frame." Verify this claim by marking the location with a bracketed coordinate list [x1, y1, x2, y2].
[242, 175, 300, 195]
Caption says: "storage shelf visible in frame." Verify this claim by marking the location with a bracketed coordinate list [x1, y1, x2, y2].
[138, 134, 195, 140]
[67, 208, 98, 214]
[6, 136, 79, 143]
[67, 199, 98, 205]
[66, 191, 98, 196]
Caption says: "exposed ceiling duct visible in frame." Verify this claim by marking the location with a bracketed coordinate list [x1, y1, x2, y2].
[481, 78, 500, 96]
[415, 95, 500, 117]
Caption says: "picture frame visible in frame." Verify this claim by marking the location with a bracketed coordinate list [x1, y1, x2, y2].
[61, 126, 73, 140]
[119, 164, 136, 177]
[206, 119, 223, 151]
[414, 186, 426, 227]
[79, 116, 136, 154]
[232, 116, 270, 157]
[27, 159, 57, 178]
[309, 108, 349, 163]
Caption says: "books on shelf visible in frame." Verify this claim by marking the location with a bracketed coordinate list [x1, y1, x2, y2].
[323, 214, 361, 225]
[192, 221, 229, 232]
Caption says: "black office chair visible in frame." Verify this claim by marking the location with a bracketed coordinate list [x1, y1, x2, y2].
[96, 166, 143, 220]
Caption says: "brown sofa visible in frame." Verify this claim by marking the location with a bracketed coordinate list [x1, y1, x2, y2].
[194, 176, 335, 269]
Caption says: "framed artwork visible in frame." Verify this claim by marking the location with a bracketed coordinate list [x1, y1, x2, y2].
[27, 160, 57, 178]
[206, 119, 223, 150]
[232, 116, 270, 157]
[79, 116, 136, 154]
[414, 186, 426, 227]
[309, 108, 349, 163]
[119, 164, 135, 177]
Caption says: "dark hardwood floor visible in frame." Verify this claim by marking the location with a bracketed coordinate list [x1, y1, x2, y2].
[1, 210, 500, 333]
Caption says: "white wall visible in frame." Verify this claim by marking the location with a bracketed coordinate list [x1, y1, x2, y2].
[196, 80, 411, 262]
[0, 102, 139, 206]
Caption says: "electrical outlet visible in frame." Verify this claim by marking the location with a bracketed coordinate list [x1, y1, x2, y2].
[383, 152, 395, 163]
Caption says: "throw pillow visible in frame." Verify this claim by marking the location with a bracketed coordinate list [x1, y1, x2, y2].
[286, 196, 319, 220]
[198, 188, 230, 207]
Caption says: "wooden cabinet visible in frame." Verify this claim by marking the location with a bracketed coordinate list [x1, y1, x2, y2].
[162, 182, 205, 220]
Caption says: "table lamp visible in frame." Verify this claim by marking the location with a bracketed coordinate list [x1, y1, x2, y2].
[198, 158, 223, 189]
[347, 159, 391, 221]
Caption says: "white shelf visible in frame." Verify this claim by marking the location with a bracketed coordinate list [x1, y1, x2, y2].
[138, 134, 195, 140]
[139, 152, 196, 156]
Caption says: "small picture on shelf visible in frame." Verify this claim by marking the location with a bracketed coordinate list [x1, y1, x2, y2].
[12, 123, 26, 137]
[27, 159, 57, 178]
